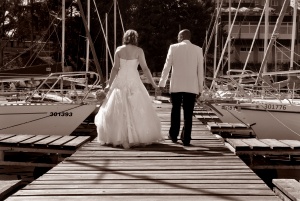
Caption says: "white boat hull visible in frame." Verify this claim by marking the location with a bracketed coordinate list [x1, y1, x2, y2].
[239, 102, 300, 140]
[208, 102, 247, 124]
[0, 103, 96, 135]
[206, 99, 300, 140]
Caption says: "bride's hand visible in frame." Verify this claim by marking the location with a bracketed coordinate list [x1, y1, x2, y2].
[104, 85, 110, 93]
[152, 84, 159, 89]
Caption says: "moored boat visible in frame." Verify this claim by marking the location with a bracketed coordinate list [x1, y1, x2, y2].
[0, 71, 101, 135]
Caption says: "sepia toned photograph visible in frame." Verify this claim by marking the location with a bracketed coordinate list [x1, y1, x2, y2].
[0, 0, 300, 200]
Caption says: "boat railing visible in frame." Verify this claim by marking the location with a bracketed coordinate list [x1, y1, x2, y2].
[25, 71, 101, 104]
[222, 69, 300, 103]
[216, 69, 288, 102]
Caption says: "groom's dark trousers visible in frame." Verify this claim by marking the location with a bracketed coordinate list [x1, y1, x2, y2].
[169, 92, 196, 144]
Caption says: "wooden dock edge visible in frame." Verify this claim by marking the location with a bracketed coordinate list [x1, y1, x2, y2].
[273, 179, 300, 201]
[0, 180, 23, 201]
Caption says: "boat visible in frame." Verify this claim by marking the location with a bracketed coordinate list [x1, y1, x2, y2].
[201, 0, 300, 140]
[0, 71, 101, 135]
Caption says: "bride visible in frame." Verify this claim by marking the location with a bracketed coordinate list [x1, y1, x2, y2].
[94, 29, 164, 149]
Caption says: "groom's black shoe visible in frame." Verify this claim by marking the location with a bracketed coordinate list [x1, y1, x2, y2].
[182, 140, 191, 146]
[180, 127, 190, 146]
[168, 135, 178, 143]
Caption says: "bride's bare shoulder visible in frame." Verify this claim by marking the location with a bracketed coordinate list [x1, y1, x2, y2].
[116, 45, 126, 51]
[136, 47, 144, 54]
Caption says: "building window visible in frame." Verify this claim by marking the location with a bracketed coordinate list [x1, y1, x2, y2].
[259, 47, 264, 52]
[240, 47, 253, 52]
[271, 0, 278, 6]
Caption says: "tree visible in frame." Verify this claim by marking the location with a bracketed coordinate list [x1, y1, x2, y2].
[121, 0, 214, 72]
[83, 0, 214, 73]
[1, 0, 214, 74]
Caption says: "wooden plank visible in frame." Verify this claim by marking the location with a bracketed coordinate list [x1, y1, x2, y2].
[195, 115, 204, 119]
[206, 122, 218, 129]
[259, 139, 291, 150]
[58, 160, 247, 166]
[0, 161, 55, 167]
[63, 136, 91, 149]
[21, 183, 269, 190]
[34, 136, 63, 146]
[273, 187, 293, 201]
[201, 115, 212, 119]
[0, 180, 22, 201]
[16, 179, 267, 185]
[272, 179, 300, 200]
[48, 166, 251, 172]
[0, 134, 16, 141]
[279, 140, 300, 149]
[218, 123, 234, 128]
[19, 135, 50, 145]
[0, 135, 35, 144]
[226, 138, 251, 151]
[35, 173, 261, 180]
[241, 139, 270, 150]
[48, 136, 77, 147]
[11, 188, 276, 196]
[5, 195, 281, 201]
[0, 147, 74, 155]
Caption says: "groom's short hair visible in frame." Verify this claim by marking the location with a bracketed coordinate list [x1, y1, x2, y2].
[179, 29, 191, 40]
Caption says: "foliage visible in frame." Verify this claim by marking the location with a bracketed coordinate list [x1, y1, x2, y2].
[122, 0, 214, 72]
[1, 0, 214, 74]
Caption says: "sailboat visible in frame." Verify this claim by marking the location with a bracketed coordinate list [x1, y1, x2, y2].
[203, 0, 300, 140]
[0, 0, 103, 136]
[0, 71, 100, 135]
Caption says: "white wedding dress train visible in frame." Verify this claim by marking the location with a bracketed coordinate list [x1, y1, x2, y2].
[94, 59, 163, 148]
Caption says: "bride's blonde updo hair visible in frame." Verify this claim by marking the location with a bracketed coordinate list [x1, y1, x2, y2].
[122, 29, 138, 46]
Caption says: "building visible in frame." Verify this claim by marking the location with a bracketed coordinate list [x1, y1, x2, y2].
[212, 0, 299, 74]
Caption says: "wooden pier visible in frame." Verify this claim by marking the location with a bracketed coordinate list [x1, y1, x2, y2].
[207, 122, 255, 138]
[0, 134, 92, 167]
[226, 138, 300, 169]
[193, 106, 220, 123]
[5, 102, 280, 201]
[273, 179, 300, 200]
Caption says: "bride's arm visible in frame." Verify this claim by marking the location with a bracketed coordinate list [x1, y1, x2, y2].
[138, 48, 158, 88]
[106, 49, 121, 91]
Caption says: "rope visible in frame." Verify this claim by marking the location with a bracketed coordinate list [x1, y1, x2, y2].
[263, 104, 300, 137]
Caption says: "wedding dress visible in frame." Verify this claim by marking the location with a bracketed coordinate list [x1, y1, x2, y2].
[94, 58, 163, 148]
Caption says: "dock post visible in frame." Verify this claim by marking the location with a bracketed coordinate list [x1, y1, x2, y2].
[0, 151, 4, 161]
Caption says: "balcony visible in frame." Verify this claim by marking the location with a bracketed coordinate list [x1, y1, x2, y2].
[224, 22, 294, 40]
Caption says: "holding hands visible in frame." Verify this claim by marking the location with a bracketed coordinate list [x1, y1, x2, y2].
[104, 85, 110, 93]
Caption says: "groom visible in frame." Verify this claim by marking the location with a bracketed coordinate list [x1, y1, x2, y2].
[158, 29, 204, 146]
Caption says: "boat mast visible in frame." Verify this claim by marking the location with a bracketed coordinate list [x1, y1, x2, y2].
[77, 0, 104, 85]
[256, 0, 289, 84]
[228, 0, 231, 71]
[264, 0, 269, 74]
[214, 0, 219, 74]
[290, 0, 298, 71]
[203, 0, 223, 62]
[114, 0, 117, 53]
[210, 0, 242, 89]
[62, 0, 65, 72]
[85, 0, 90, 72]
[106, 13, 108, 82]
[91, 0, 113, 82]
[241, 4, 267, 77]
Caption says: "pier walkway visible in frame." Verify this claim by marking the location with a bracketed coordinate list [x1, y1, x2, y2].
[6, 102, 280, 201]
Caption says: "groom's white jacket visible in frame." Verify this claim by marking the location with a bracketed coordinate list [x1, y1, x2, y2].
[158, 40, 204, 94]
